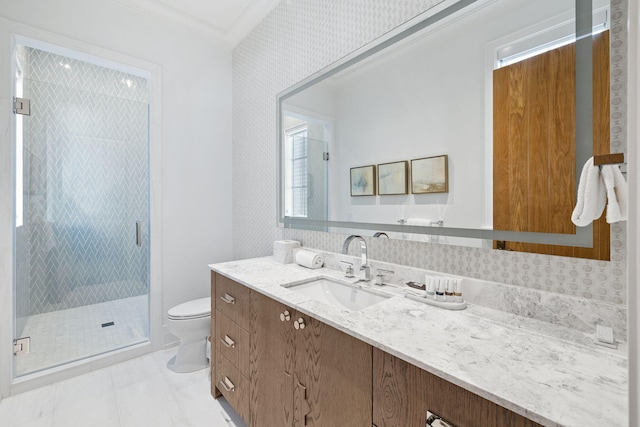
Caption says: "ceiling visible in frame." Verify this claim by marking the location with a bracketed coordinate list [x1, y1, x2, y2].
[112, 0, 281, 46]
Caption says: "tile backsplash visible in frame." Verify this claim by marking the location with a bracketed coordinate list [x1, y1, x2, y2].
[283, 227, 626, 306]
[298, 246, 628, 340]
[232, 0, 628, 319]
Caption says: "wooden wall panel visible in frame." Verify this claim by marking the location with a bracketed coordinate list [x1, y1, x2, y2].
[549, 43, 576, 235]
[493, 67, 511, 232]
[493, 31, 610, 260]
[527, 51, 551, 233]
[507, 60, 529, 232]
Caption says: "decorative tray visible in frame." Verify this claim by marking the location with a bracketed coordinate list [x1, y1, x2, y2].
[404, 291, 467, 311]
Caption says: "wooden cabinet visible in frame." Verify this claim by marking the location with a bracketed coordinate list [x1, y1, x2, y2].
[372, 349, 542, 427]
[211, 272, 542, 427]
[212, 272, 251, 425]
[249, 290, 372, 427]
[248, 290, 295, 426]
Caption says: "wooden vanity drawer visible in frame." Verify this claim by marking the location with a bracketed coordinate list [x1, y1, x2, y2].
[215, 273, 250, 330]
[215, 310, 250, 376]
[216, 351, 250, 425]
[373, 349, 542, 427]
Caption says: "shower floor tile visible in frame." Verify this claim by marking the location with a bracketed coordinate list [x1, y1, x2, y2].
[15, 295, 148, 376]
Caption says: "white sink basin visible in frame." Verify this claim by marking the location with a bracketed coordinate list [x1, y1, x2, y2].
[283, 277, 390, 311]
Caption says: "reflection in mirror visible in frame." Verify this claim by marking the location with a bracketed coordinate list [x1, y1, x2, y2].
[279, 0, 611, 254]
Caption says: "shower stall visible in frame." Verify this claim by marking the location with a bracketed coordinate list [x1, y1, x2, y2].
[13, 42, 150, 377]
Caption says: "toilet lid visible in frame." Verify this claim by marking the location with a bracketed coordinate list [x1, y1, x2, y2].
[168, 297, 211, 319]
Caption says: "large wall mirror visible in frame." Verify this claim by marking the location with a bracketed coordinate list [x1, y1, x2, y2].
[278, 0, 613, 259]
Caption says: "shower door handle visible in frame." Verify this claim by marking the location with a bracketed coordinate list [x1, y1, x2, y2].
[135, 221, 142, 247]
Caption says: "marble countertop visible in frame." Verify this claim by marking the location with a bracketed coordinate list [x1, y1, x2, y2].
[209, 257, 628, 427]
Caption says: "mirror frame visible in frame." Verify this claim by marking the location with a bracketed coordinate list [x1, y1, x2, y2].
[277, 0, 597, 247]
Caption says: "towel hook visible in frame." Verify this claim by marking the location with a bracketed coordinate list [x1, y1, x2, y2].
[593, 153, 624, 166]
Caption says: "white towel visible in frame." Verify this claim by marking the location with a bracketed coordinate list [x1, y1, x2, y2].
[571, 157, 606, 227]
[405, 218, 432, 242]
[295, 250, 324, 269]
[600, 164, 628, 223]
[406, 218, 435, 226]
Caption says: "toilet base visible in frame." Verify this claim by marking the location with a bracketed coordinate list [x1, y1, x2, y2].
[167, 337, 209, 373]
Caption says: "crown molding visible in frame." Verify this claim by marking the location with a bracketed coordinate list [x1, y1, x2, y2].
[111, 0, 280, 46]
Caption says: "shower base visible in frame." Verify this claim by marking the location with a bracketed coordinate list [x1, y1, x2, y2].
[15, 295, 148, 377]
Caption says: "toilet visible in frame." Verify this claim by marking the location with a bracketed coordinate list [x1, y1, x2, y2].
[167, 297, 211, 373]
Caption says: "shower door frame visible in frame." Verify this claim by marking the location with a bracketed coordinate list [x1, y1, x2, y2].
[1, 28, 163, 397]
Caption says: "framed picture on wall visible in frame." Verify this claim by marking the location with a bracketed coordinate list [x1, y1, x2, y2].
[411, 155, 448, 194]
[350, 165, 377, 196]
[378, 161, 408, 195]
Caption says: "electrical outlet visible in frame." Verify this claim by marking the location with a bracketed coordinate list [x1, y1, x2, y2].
[595, 325, 617, 349]
[596, 325, 614, 344]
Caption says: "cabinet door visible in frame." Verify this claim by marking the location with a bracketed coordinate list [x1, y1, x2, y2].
[250, 291, 296, 427]
[294, 313, 372, 427]
[373, 349, 542, 427]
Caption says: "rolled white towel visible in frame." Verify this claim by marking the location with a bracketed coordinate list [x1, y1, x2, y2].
[571, 157, 606, 227]
[295, 250, 324, 269]
[601, 164, 628, 223]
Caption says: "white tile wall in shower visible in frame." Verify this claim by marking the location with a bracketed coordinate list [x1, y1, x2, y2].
[18, 47, 150, 316]
[232, 0, 628, 308]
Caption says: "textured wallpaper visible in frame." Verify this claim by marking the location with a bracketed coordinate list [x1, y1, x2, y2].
[232, 0, 628, 307]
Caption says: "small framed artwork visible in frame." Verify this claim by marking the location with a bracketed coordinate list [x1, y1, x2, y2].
[411, 155, 448, 194]
[378, 161, 408, 195]
[350, 165, 377, 196]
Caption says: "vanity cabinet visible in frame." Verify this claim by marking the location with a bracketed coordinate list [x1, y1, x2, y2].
[372, 349, 543, 427]
[249, 290, 373, 427]
[211, 272, 543, 427]
[212, 272, 251, 424]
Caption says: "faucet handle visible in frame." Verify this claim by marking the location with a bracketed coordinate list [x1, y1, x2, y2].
[340, 261, 355, 278]
[375, 269, 394, 285]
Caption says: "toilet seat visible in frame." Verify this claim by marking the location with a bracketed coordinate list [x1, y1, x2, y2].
[168, 297, 211, 320]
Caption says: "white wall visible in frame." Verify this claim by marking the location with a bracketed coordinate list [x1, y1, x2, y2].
[627, 0, 639, 424]
[0, 0, 233, 395]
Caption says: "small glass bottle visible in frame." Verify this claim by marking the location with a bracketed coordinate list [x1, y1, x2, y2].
[425, 277, 436, 300]
[435, 278, 445, 302]
[444, 278, 454, 302]
[454, 279, 463, 303]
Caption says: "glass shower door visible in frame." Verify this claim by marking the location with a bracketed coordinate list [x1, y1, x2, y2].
[13, 45, 150, 377]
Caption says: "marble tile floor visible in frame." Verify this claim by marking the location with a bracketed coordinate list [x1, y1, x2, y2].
[0, 347, 246, 427]
[16, 296, 149, 376]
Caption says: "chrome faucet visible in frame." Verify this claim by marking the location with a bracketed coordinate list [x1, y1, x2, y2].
[342, 235, 372, 280]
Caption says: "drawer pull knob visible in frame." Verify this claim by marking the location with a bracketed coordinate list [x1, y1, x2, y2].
[294, 317, 306, 330]
[220, 293, 236, 304]
[426, 411, 456, 427]
[280, 310, 291, 322]
[220, 376, 236, 393]
[220, 335, 235, 348]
